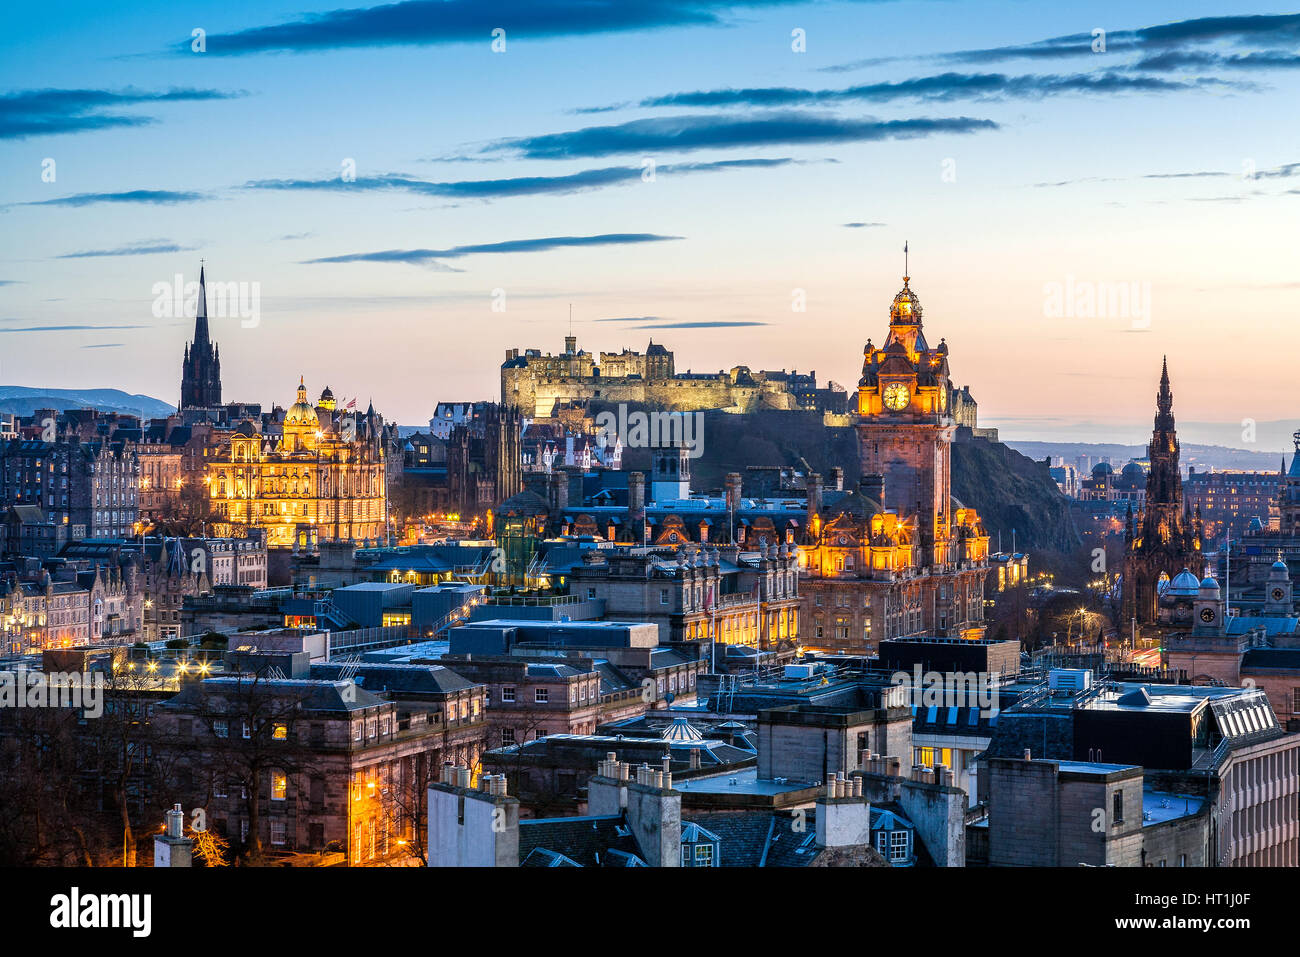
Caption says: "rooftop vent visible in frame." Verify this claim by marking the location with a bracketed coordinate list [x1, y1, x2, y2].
[1117, 686, 1152, 708]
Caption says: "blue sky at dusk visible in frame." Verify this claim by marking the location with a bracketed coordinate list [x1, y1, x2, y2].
[1, 1, 1298, 445]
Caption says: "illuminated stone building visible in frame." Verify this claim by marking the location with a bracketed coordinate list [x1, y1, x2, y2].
[1122, 359, 1204, 625]
[206, 379, 389, 549]
[798, 267, 990, 653]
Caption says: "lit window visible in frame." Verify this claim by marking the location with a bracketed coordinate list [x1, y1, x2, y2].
[273, 723, 288, 741]
[272, 771, 287, 801]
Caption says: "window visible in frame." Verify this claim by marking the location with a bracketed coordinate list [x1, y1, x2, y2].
[271, 771, 287, 802]
[890, 831, 909, 862]
[272, 723, 288, 741]
[270, 820, 287, 846]
[213, 719, 228, 739]
[535, 688, 549, 704]
[660, 588, 670, 605]
[501, 728, 516, 746]
[694, 844, 715, 866]
[1112, 791, 1124, 825]
[241, 721, 251, 739]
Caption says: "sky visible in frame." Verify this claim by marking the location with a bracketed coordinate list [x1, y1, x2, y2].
[0, 1, 1297, 449]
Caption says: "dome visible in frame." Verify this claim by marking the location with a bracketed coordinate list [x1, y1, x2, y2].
[661, 717, 703, 742]
[1121, 462, 1145, 478]
[1200, 575, 1220, 589]
[889, 280, 922, 324]
[1092, 462, 1114, 476]
[320, 385, 334, 401]
[285, 378, 319, 428]
[1273, 558, 1288, 571]
[1166, 568, 1201, 597]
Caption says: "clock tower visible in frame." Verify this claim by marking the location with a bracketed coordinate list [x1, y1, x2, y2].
[856, 266, 954, 563]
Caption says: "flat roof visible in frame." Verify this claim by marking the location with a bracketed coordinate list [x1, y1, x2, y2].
[1142, 790, 1205, 826]
[1055, 760, 1139, 775]
[674, 767, 814, 796]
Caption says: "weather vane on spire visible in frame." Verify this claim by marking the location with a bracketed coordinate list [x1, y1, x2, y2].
[903, 241, 909, 283]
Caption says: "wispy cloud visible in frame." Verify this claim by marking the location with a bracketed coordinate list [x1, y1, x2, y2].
[825, 13, 1300, 71]
[81, 342, 126, 349]
[636, 320, 767, 328]
[483, 112, 998, 160]
[0, 87, 243, 140]
[58, 239, 195, 258]
[593, 316, 666, 323]
[0, 324, 150, 333]
[186, 0, 883, 56]
[303, 232, 683, 266]
[1031, 160, 1299, 189]
[623, 72, 1237, 111]
[13, 189, 209, 208]
[248, 158, 797, 202]
[843, 221, 886, 228]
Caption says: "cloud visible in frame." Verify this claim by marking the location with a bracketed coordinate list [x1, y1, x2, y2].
[635, 320, 767, 328]
[186, 0, 881, 56]
[303, 232, 683, 266]
[843, 221, 886, 228]
[825, 13, 1300, 71]
[593, 316, 666, 323]
[0, 87, 243, 140]
[629, 71, 1234, 111]
[1032, 161, 1299, 189]
[0, 324, 150, 332]
[58, 240, 196, 258]
[81, 342, 126, 349]
[247, 157, 796, 202]
[278, 232, 314, 240]
[483, 112, 998, 160]
[14, 189, 209, 208]
[0, 280, 20, 286]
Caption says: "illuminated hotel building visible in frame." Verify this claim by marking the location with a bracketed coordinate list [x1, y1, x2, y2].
[798, 264, 990, 653]
[207, 379, 388, 548]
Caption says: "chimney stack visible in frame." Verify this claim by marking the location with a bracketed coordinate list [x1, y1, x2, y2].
[861, 473, 884, 504]
[627, 472, 646, 545]
[806, 473, 822, 537]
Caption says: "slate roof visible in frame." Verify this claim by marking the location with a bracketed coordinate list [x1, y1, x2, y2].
[1241, 648, 1300, 670]
[163, 676, 385, 713]
[517, 814, 645, 867]
[683, 809, 827, 867]
[310, 662, 478, 696]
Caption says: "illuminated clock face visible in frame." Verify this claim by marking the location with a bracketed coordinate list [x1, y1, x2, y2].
[1273, 587, 1285, 601]
[1200, 608, 1216, 623]
[882, 382, 911, 411]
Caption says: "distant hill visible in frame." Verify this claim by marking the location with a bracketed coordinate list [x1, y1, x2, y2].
[0, 386, 174, 420]
[952, 435, 1081, 553]
[1005, 440, 1285, 473]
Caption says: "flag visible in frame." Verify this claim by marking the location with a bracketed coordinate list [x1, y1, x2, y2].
[345, 398, 356, 409]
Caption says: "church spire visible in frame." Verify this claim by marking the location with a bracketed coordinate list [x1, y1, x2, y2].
[194, 263, 210, 347]
[179, 260, 222, 411]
